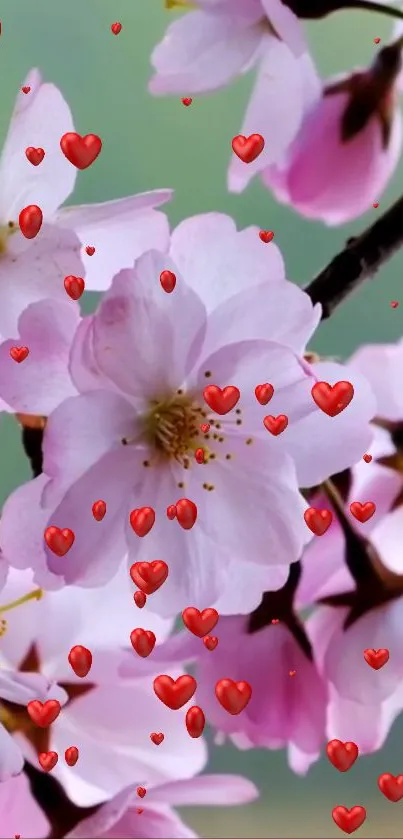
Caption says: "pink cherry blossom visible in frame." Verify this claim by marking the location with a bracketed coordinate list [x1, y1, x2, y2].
[66, 774, 258, 838]
[0, 773, 50, 838]
[0, 214, 376, 616]
[0, 566, 205, 806]
[0, 68, 171, 340]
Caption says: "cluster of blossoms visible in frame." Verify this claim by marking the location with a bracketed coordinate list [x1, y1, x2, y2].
[0, 1, 403, 836]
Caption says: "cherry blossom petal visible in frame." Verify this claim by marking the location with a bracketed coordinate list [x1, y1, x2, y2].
[0, 773, 49, 836]
[350, 339, 403, 422]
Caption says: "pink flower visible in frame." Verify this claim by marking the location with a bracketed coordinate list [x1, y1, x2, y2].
[0, 773, 50, 838]
[0, 566, 205, 806]
[0, 214, 376, 615]
[0, 68, 171, 340]
[66, 774, 258, 839]
[261, 41, 403, 224]
[150, 1, 320, 183]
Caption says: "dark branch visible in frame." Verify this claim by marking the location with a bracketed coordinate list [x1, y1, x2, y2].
[304, 194, 403, 319]
[21, 426, 44, 477]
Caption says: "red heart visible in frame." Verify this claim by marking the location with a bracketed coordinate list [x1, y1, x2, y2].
[255, 383, 274, 405]
[203, 385, 240, 415]
[27, 699, 61, 728]
[374, 37, 381, 44]
[200, 423, 210, 433]
[160, 270, 176, 293]
[326, 740, 359, 772]
[185, 705, 205, 738]
[68, 645, 93, 678]
[130, 628, 156, 658]
[195, 448, 205, 464]
[21, 85, 31, 94]
[129, 506, 155, 537]
[153, 674, 197, 710]
[182, 97, 193, 106]
[44, 526, 75, 556]
[350, 501, 376, 523]
[231, 134, 265, 163]
[304, 507, 333, 536]
[150, 732, 164, 745]
[92, 499, 106, 521]
[25, 147, 45, 166]
[137, 786, 147, 798]
[215, 679, 252, 715]
[263, 414, 288, 435]
[378, 773, 403, 802]
[363, 648, 389, 670]
[130, 560, 169, 594]
[311, 381, 354, 416]
[64, 275, 85, 301]
[85, 245, 95, 256]
[390, 300, 399, 308]
[39, 751, 58, 772]
[362, 454, 372, 463]
[65, 746, 79, 766]
[60, 132, 102, 170]
[166, 504, 177, 520]
[19, 204, 43, 239]
[111, 21, 122, 34]
[289, 670, 296, 677]
[176, 498, 198, 530]
[10, 346, 29, 363]
[203, 635, 218, 651]
[182, 607, 219, 638]
[134, 590, 147, 608]
[259, 230, 274, 243]
[332, 806, 366, 834]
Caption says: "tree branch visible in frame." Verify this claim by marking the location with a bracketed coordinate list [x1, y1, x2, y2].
[304, 194, 403, 319]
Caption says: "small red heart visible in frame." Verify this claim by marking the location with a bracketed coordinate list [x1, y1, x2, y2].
[203, 635, 218, 651]
[68, 645, 93, 678]
[289, 670, 296, 677]
[378, 773, 403, 802]
[332, 806, 366, 834]
[25, 147, 45, 166]
[136, 808, 144, 815]
[311, 381, 354, 416]
[304, 507, 333, 536]
[129, 507, 155, 537]
[150, 732, 164, 745]
[390, 300, 399, 308]
[326, 740, 359, 772]
[200, 423, 210, 433]
[92, 499, 106, 521]
[350, 501, 376, 523]
[203, 385, 240, 415]
[39, 751, 58, 772]
[44, 526, 75, 556]
[215, 679, 252, 715]
[160, 270, 176, 293]
[166, 504, 177, 520]
[182, 607, 219, 638]
[363, 648, 389, 670]
[137, 786, 147, 798]
[176, 498, 198, 530]
[195, 448, 205, 464]
[65, 746, 79, 767]
[111, 21, 122, 34]
[373, 202, 379, 208]
[10, 346, 29, 363]
[362, 454, 372, 463]
[19, 204, 43, 239]
[271, 619, 279, 624]
[64, 275, 85, 301]
[130, 628, 156, 658]
[185, 705, 205, 738]
[231, 134, 265, 163]
[153, 675, 197, 710]
[21, 85, 31, 94]
[60, 132, 102, 170]
[85, 245, 95, 256]
[374, 37, 381, 44]
[263, 414, 288, 435]
[182, 97, 193, 106]
[130, 560, 169, 594]
[255, 383, 274, 405]
[27, 700, 61, 728]
[134, 590, 147, 608]
[259, 230, 274, 243]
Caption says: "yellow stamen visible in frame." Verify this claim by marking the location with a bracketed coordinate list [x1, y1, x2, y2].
[0, 588, 43, 615]
[165, 0, 196, 9]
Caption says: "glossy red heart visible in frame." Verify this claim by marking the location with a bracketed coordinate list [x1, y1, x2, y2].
[137, 786, 147, 798]
[176, 498, 198, 530]
[92, 499, 106, 521]
[195, 448, 205, 464]
[25, 147, 45, 166]
[203, 385, 240, 415]
[153, 675, 197, 710]
[64, 275, 85, 300]
[182, 607, 219, 637]
[182, 97, 193, 106]
[19, 204, 43, 239]
[65, 746, 79, 766]
[111, 21, 122, 34]
[378, 773, 403, 802]
[129, 507, 155, 537]
[27, 700, 61, 728]
[166, 504, 177, 520]
[215, 679, 252, 715]
[263, 414, 288, 435]
[39, 751, 58, 772]
[130, 560, 169, 594]
[85, 245, 95, 256]
[203, 635, 218, 651]
[134, 590, 147, 608]
[231, 134, 265, 163]
[160, 270, 176, 293]
[350, 501, 376, 523]
[60, 132, 102, 170]
[362, 454, 372, 463]
[44, 526, 75, 556]
[363, 648, 389, 670]
[304, 507, 332, 536]
[130, 628, 156, 658]
[259, 230, 274, 243]
[326, 740, 359, 772]
[185, 705, 205, 738]
[68, 645, 93, 678]
[311, 381, 354, 416]
[255, 383, 274, 405]
[150, 732, 164, 745]
[10, 346, 29, 363]
[21, 85, 31, 94]
[332, 806, 366, 834]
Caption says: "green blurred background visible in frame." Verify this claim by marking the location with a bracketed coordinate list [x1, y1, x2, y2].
[1, 1, 403, 836]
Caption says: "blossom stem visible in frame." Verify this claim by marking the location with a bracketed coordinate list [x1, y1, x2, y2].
[0, 588, 43, 614]
[305, 194, 403, 319]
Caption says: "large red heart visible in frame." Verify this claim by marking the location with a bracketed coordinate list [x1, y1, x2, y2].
[350, 501, 376, 523]
[263, 414, 288, 435]
[182, 607, 219, 638]
[326, 740, 359, 772]
[27, 699, 61, 728]
[25, 147, 45, 166]
[203, 385, 240, 415]
[130, 628, 156, 658]
[44, 526, 75, 557]
[311, 381, 354, 416]
[39, 751, 58, 772]
[19, 204, 43, 239]
[363, 648, 389, 670]
[68, 645, 93, 678]
[129, 507, 155, 537]
[378, 773, 403, 802]
[304, 507, 333, 536]
[10, 346, 29, 363]
[231, 134, 265, 163]
[215, 679, 252, 715]
[130, 560, 168, 594]
[60, 132, 102, 170]
[332, 806, 366, 834]
[153, 675, 197, 710]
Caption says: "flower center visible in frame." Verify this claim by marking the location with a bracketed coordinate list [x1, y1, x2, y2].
[141, 392, 207, 466]
[164, 0, 196, 9]
[0, 220, 18, 255]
